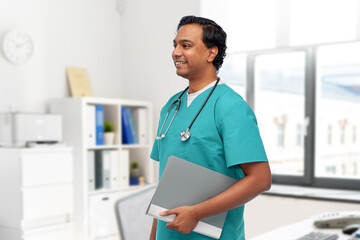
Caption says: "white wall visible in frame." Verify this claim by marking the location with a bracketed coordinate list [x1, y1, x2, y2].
[120, 0, 200, 121]
[0, 0, 123, 113]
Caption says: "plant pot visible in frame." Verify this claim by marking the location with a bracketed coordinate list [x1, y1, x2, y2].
[130, 168, 140, 177]
[104, 132, 115, 145]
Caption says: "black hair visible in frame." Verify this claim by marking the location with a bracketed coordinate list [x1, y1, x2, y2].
[177, 15, 227, 71]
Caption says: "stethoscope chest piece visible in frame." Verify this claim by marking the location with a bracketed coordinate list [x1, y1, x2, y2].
[180, 129, 191, 142]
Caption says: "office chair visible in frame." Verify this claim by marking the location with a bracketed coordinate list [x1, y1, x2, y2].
[115, 186, 156, 240]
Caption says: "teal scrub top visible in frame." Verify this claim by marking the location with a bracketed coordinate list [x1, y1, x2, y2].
[150, 84, 268, 240]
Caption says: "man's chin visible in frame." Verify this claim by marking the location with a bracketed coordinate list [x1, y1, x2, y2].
[176, 70, 189, 79]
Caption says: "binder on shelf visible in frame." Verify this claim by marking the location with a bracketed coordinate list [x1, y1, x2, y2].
[126, 108, 138, 144]
[88, 150, 95, 191]
[95, 150, 111, 190]
[95, 151, 103, 189]
[119, 150, 130, 189]
[133, 108, 147, 144]
[86, 105, 96, 146]
[95, 105, 104, 145]
[110, 150, 120, 190]
[146, 156, 238, 239]
[102, 150, 111, 189]
[121, 107, 133, 144]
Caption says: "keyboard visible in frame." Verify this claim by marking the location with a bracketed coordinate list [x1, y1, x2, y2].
[296, 231, 339, 240]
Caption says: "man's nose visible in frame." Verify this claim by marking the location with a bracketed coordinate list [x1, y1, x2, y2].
[172, 46, 182, 57]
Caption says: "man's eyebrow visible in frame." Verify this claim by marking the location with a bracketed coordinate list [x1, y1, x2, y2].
[173, 39, 194, 44]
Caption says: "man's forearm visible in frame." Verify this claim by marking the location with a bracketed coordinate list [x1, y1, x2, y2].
[193, 162, 271, 221]
[149, 218, 157, 240]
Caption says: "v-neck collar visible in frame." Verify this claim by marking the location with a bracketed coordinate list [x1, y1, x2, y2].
[185, 80, 221, 108]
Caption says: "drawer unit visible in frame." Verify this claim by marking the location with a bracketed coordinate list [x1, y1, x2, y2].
[0, 225, 74, 240]
[0, 147, 74, 240]
[22, 185, 73, 229]
[21, 150, 73, 186]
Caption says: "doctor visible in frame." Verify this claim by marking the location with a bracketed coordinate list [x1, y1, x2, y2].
[150, 16, 271, 240]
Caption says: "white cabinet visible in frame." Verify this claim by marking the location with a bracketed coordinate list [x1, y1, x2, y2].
[0, 147, 74, 240]
[50, 97, 156, 240]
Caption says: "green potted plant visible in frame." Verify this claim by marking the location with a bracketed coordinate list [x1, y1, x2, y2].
[104, 121, 115, 145]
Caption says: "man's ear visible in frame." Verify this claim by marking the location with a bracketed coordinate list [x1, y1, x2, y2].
[207, 46, 218, 63]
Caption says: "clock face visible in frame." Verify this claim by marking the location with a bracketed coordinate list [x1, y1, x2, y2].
[2, 30, 33, 64]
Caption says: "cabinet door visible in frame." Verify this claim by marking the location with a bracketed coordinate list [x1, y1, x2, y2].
[21, 150, 73, 186]
[89, 193, 121, 239]
[22, 185, 73, 229]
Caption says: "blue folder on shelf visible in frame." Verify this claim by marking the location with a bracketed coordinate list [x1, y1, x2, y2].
[95, 105, 104, 145]
[121, 107, 133, 144]
[126, 108, 138, 144]
[146, 156, 238, 239]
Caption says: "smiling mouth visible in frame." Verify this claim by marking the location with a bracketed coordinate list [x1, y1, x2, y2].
[175, 61, 187, 66]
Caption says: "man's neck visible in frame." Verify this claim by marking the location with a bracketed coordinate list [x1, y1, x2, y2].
[188, 74, 218, 94]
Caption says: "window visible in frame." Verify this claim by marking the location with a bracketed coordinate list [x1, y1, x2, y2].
[316, 43, 360, 182]
[289, 0, 358, 46]
[353, 126, 357, 144]
[340, 124, 346, 145]
[219, 53, 247, 100]
[327, 125, 332, 145]
[296, 124, 302, 146]
[202, 0, 360, 189]
[253, 51, 306, 176]
[277, 122, 285, 148]
[245, 43, 360, 189]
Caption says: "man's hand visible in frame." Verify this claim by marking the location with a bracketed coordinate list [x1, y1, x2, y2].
[160, 206, 200, 234]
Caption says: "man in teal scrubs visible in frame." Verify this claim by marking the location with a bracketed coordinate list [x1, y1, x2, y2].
[149, 16, 272, 240]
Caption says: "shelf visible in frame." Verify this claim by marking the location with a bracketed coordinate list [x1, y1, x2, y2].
[87, 184, 157, 197]
[87, 189, 121, 196]
[87, 145, 122, 150]
[121, 144, 151, 149]
[50, 97, 155, 240]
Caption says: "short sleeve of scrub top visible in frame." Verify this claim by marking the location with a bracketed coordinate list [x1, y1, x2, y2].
[215, 90, 268, 167]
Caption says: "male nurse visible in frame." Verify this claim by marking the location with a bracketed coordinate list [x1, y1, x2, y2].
[150, 15, 272, 240]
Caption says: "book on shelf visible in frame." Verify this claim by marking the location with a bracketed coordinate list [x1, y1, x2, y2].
[66, 66, 93, 97]
[95, 105, 104, 145]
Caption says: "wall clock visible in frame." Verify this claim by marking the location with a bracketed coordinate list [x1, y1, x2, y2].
[2, 30, 33, 64]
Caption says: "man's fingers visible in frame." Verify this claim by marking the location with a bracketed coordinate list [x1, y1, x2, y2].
[160, 208, 178, 216]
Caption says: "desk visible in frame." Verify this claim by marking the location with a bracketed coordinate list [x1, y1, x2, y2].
[249, 217, 350, 240]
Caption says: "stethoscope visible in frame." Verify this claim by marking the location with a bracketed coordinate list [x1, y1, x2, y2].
[155, 78, 220, 142]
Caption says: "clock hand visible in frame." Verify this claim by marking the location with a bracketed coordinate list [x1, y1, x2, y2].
[16, 41, 30, 48]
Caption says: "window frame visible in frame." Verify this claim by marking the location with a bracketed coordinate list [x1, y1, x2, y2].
[245, 44, 360, 190]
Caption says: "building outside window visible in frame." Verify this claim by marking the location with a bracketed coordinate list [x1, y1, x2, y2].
[296, 124, 302, 146]
[327, 125, 332, 145]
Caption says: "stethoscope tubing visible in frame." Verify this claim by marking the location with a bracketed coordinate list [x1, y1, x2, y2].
[156, 78, 220, 141]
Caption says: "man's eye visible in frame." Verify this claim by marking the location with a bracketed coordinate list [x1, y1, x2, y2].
[183, 44, 191, 48]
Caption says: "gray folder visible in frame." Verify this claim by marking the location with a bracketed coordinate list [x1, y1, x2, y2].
[146, 155, 238, 239]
